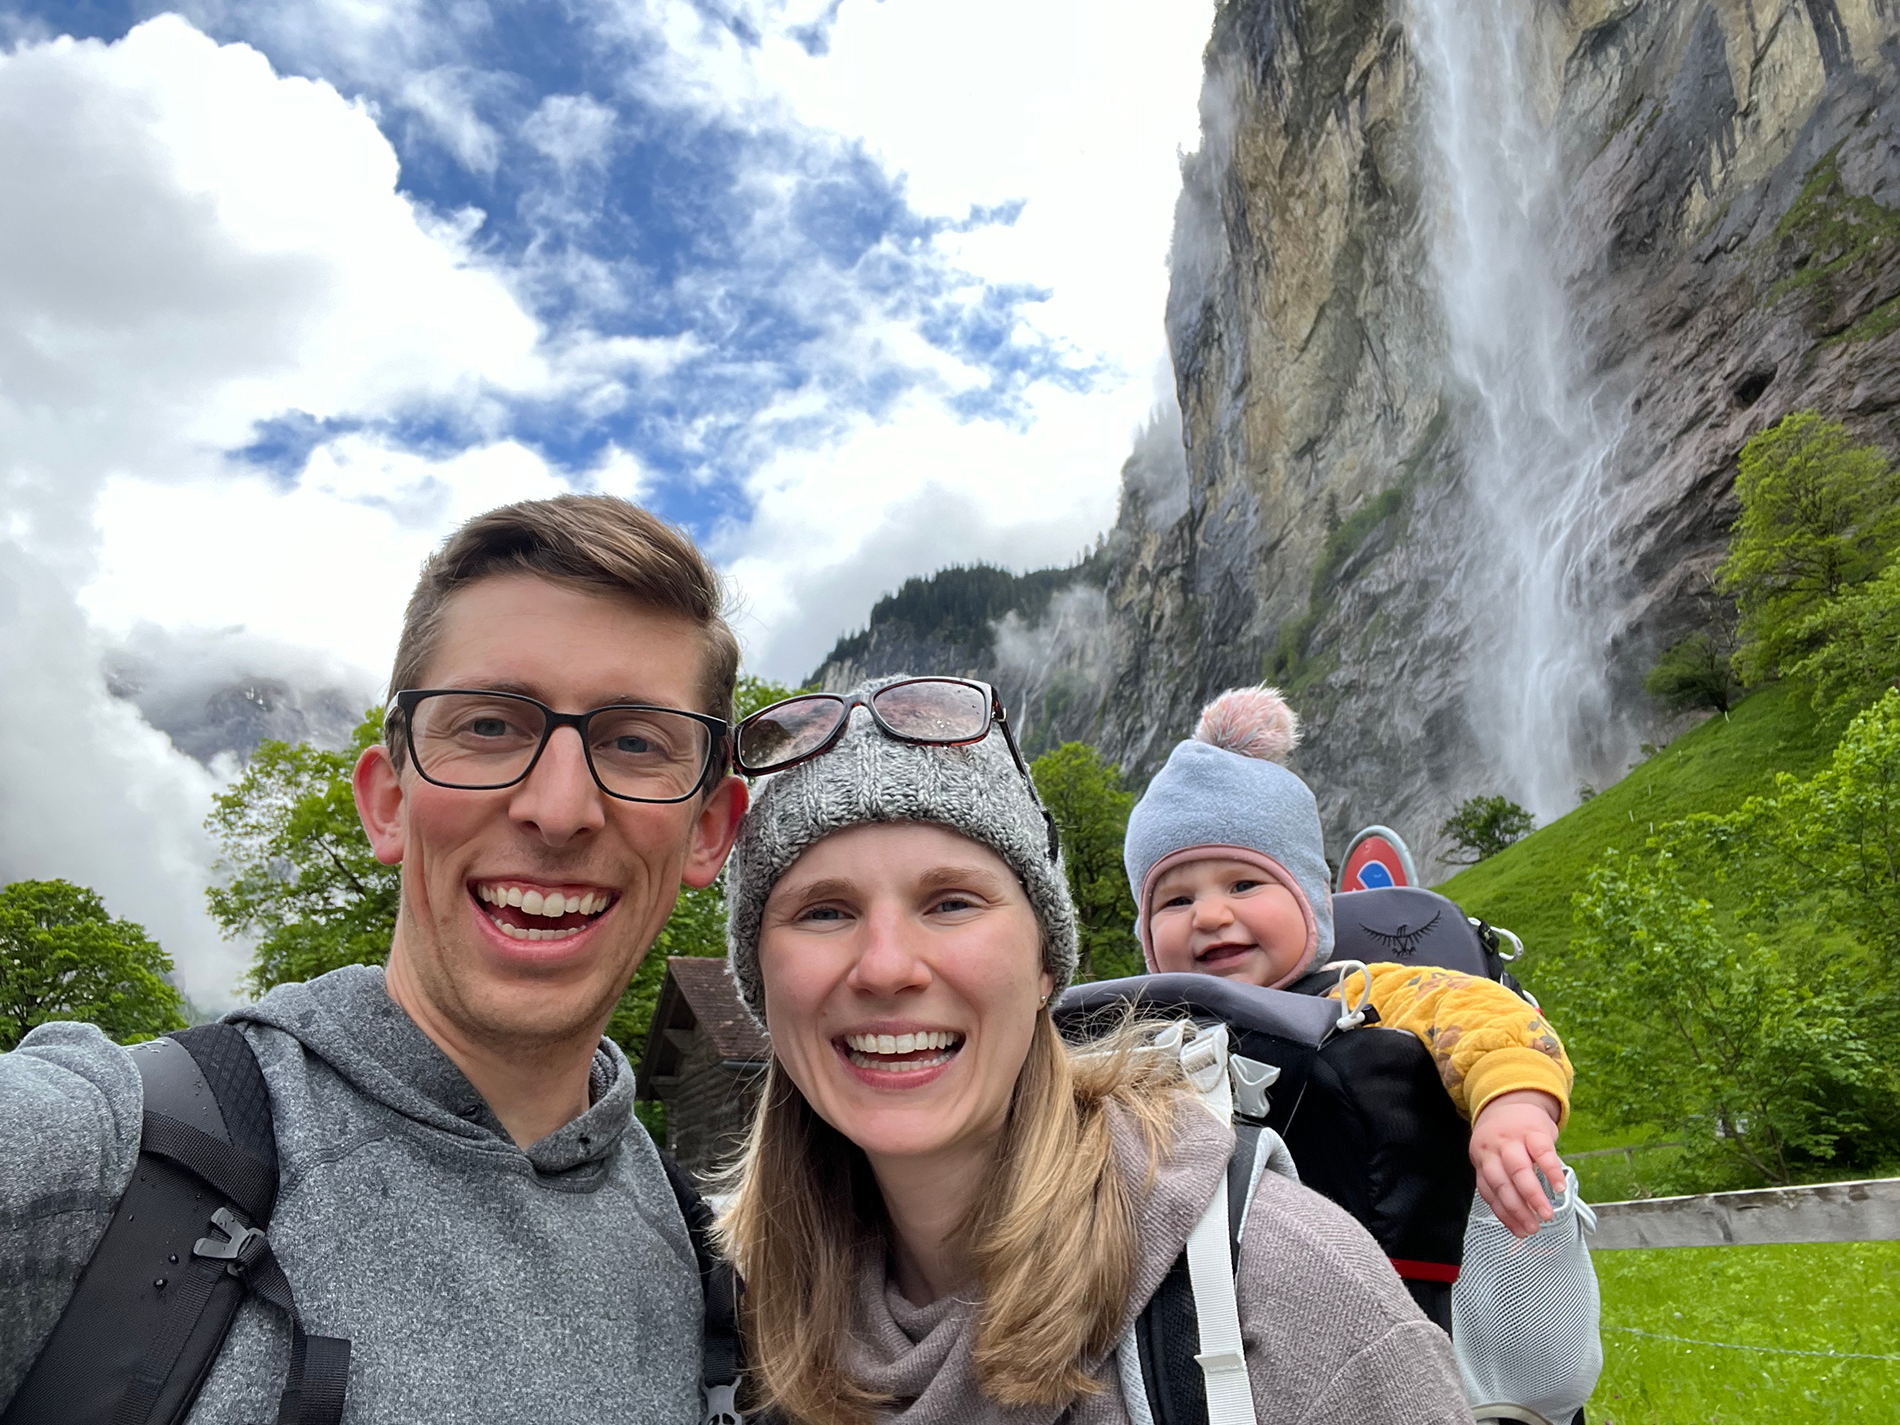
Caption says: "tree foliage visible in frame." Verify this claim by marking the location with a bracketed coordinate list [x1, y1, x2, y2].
[1561, 690, 1900, 1185]
[1784, 558, 1900, 717]
[1438, 795, 1535, 865]
[1030, 742, 1142, 982]
[1645, 632, 1745, 714]
[207, 710, 401, 996]
[0, 880, 186, 1050]
[1717, 411, 1900, 687]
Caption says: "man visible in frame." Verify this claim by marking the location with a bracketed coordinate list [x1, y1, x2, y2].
[0, 495, 749, 1422]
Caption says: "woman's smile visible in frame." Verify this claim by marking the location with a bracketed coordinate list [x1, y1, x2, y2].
[758, 822, 1050, 1167]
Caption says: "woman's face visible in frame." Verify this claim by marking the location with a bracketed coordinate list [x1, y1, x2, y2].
[758, 821, 1052, 1172]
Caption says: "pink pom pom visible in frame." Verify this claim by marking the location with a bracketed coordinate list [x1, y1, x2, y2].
[1194, 686, 1301, 764]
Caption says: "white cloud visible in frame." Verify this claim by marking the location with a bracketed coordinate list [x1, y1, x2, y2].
[83, 438, 572, 666]
[702, 0, 1212, 673]
[397, 65, 505, 173]
[522, 92, 617, 170]
[0, 16, 547, 1004]
[721, 377, 1144, 679]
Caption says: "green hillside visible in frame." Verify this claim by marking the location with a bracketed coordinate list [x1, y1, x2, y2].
[1435, 684, 1844, 1188]
[1436, 683, 1838, 975]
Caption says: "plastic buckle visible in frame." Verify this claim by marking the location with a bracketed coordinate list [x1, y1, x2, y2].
[702, 1381, 742, 1425]
[193, 1206, 269, 1276]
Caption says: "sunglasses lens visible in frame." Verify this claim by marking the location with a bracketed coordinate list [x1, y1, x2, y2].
[872, 679, 990, 741]
[739, 696, 845, 771]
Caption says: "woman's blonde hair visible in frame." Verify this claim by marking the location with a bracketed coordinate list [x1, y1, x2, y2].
[715, 1012, 1186, 1425]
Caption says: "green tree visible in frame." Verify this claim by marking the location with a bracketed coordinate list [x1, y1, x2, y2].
[1645, 631, 1745, 714]
[1438, 795, 1535, 865]
[1717, 411, 1900, 685]
[1030, 741, 1142, 982]
[0, 880, 186, 1050]
[1560, 691, 1900, 1186]
[1567, 846, 1879, 1186]
[1785, 560, 1900, 717]
[207, 710, 401, 996]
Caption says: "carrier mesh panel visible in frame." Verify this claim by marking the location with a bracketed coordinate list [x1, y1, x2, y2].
[1451, 1166, 1602, 1420]
[175, 1023, 278, 1164]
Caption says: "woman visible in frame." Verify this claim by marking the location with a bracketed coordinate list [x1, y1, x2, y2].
[717, 676, 1469, 1425]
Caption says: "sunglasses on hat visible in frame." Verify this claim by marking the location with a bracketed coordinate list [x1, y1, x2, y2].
[733, 676, 1060, 862]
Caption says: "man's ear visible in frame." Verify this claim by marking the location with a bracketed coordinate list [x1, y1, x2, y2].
[354, 743, 407, 867]
[682, 774, 748, 890]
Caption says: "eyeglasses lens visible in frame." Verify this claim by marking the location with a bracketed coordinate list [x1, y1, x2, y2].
[872, 680, 989, 740]
[409, 692, 709, 798]
[736, 695, 845, 772]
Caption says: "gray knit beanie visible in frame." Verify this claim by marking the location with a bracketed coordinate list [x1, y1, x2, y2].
[1122, 686, 1334, 983]
[726, 675, 1079, 1022]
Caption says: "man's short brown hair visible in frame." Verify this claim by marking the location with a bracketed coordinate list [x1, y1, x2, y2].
[384, 494, 741, 766]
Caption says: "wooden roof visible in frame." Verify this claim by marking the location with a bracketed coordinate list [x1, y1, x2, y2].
[636, 956, 770, 1099]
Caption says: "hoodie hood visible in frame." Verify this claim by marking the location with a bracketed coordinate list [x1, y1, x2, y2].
[228, 964, 634, 1176]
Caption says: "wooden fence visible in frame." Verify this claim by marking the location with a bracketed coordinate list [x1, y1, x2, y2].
[1589, 1176, 1900, 1250]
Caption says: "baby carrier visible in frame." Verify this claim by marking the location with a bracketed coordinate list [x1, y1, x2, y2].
[1055, 885, 1600, 1425]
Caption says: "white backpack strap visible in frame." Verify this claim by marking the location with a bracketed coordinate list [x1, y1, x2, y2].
[1173, 1024, 1259, 1425]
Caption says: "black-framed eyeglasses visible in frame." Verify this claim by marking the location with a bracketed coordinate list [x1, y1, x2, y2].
[733, 677, 1059, 861]
[393, 689, 728, 804]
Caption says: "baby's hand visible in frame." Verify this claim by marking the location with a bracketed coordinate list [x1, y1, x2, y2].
[1470, 1090, 1566, 1238]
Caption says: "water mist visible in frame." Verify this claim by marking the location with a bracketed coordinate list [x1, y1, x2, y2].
[1409, 0, 1629, 822]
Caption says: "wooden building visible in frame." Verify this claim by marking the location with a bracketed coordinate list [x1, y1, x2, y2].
[637, 956, 769, 1184]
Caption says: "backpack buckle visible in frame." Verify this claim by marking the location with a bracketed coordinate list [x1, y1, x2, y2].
[194, 1206, 269, 1276]
[702, 1381, 742, 1425]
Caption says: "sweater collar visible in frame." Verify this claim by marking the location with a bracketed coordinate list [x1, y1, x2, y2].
[836, 1095, 1233, 1423]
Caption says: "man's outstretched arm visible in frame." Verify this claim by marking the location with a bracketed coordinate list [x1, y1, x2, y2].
[0, 1022, 143, 1406]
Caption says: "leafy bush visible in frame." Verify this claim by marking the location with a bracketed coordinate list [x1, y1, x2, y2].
[1, 879, 185, 1050]
[1644, 631, 1744, 714]
[1560, 690, 1900, 1184]
[1568, 845, 1877, 1184]
[1439, 795, 1535, 865]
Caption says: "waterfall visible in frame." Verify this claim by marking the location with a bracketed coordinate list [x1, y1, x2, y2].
[1409, 0, 1629, 821]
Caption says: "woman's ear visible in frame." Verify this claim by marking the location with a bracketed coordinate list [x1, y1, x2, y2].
[353, 744, 406, 866]
[1037, 968, 1055, 1005]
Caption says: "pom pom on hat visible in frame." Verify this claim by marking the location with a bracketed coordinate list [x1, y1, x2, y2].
[1194, 685, 1301, 764]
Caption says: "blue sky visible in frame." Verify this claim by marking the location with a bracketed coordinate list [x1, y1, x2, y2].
[0, 0, 1212, 997]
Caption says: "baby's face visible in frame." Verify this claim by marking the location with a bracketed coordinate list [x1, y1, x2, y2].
[1148, 856, 1309, 988]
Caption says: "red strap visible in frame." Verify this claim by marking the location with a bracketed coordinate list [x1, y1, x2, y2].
[1389, 1258, 1460, 1283]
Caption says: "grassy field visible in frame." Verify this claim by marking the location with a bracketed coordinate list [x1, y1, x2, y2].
[1431, 684, 1844, 1200]
[1589, 1241, 1900, 1423]
[1435, 682, 1839, 965]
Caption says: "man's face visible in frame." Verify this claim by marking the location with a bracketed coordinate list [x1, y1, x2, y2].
[354, 573, 745, 1054]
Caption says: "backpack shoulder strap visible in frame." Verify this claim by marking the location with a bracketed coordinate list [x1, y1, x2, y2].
[1124, 1026, 1301, 1425]
[658, 1151, 744, 1425]
[3, 1025, 349, 1425]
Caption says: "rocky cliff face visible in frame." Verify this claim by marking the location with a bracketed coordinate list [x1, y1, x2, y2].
[816, 0, 1900, 872]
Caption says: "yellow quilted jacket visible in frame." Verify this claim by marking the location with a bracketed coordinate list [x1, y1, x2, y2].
[1325, 964, 1573, 1127]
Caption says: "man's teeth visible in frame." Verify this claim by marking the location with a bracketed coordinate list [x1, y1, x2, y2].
[495, 922, 585, 942]
[843, 1031, 961, 1055]
[474, 885, 611, 917]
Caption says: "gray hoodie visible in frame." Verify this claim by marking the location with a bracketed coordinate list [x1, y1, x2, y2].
[836, 1099, 1469, 1425]
[0, 965, 702, 1424]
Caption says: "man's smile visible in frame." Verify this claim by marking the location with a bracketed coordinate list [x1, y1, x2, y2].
[471, 879, 618, 942]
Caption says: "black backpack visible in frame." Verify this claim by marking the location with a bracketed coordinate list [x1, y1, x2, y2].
[1055, 887, 1528, 1423]
[4, 1024, 741, 1425]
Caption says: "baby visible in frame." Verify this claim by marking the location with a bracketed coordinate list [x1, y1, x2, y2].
[1124, 686, 1572, 1239]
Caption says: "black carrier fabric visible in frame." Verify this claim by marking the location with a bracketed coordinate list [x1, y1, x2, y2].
[1332, 886, 1531, 1002]
[3, 1024, 349, 1425]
